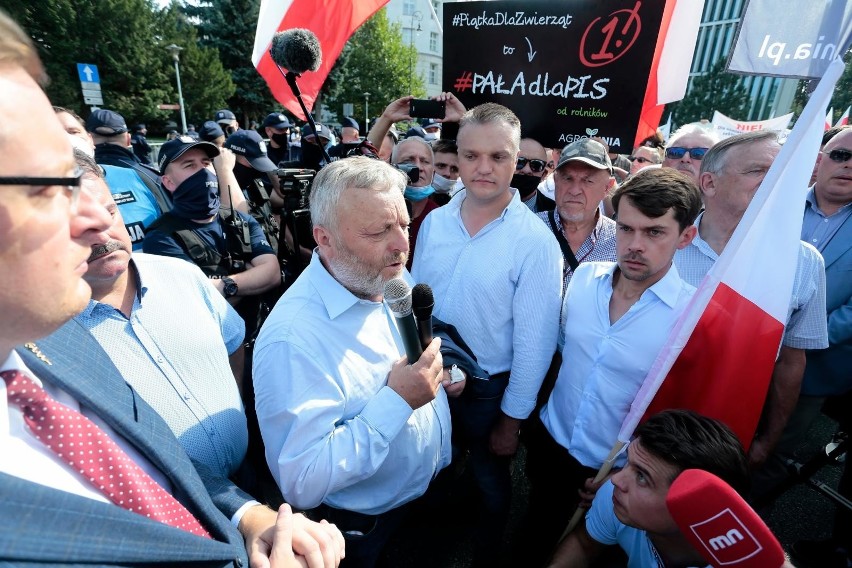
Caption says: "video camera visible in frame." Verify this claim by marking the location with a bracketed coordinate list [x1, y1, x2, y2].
[394, 163, 420, 185]
[274, 167, 315, 212]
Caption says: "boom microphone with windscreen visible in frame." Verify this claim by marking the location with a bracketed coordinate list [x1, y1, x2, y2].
[269, 29, 322, 75]
[268, 28, 330, 165]
[384, 278, 423, 363]
[666, 469, 786, 568]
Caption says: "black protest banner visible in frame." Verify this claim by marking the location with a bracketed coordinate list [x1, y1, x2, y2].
[443, 0, 665, 153]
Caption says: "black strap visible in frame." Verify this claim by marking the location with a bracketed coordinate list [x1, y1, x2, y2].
[130, 163, 172, 214]
[546, 211, 579, 272]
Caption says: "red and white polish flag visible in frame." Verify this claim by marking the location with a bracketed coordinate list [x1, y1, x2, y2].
[835, 106, 850, 128]
[825, 106, 834, 131]
[619, 57, 845, 449]
[252, 0, 389, 119]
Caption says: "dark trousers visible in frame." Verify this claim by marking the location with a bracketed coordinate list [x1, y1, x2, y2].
[515, 412, 597, 567]
[310, 504, 409, 568]
[449, 372, 512, 567]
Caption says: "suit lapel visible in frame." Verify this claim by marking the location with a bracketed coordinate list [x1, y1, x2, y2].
[15, 319, 236, 543]
[820, 213, 852, 269]
[0, 472, 237, 565]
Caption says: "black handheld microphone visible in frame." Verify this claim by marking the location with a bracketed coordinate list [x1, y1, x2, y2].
[412, 283, 434, 351]
[384, 278, 423, 363]
[268, 28, 330, 165]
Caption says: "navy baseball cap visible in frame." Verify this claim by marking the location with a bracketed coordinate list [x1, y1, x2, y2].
[214, 109, 236, 124]
[301, 123, 331, 142]
[198, 120, 225, 142]
[420, 118, 442, 130]
[404, 126, 427, 139]
[158, 136, 220, 174]
[224, 129, 277, 172]
[341, 116, 359, 131]
[86, 109, 128, 135]
[262, 112, 293, 129]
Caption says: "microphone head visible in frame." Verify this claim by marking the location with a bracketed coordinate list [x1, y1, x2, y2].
[412, 283, 434, 319]
[269, 28, 322, 74]
[666, 469, 785, 568]
[383, 278, 412, 316]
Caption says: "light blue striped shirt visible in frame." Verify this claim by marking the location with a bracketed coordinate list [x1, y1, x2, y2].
[674, 213, 828, 350]
[74, 253, 247, 477]
[412, 188, 564, 419]
[253, 252, 452, 515]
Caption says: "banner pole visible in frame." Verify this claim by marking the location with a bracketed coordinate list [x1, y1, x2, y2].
[557, 440, 626, 542]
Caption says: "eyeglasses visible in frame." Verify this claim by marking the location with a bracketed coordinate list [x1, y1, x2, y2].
[665, 147, 708, 160]
[628, 156, 656, 164]
[516, 157, 547, 173]
[823, 148, 852, 163]
[0, 166, 84, 209]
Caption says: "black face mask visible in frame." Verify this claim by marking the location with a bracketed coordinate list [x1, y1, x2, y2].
[232, 162, 263, 190]
[171, 168, 220, 220]
[511, 173, 541, 200]
[271, 132, 289, 147]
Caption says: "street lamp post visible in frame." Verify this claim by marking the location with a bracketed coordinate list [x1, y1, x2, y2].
[363, 92, 370, 134]
[408, 11, 422, 93]
[166, 44, 188, 135]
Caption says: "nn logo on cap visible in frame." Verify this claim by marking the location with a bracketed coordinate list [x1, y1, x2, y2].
[689, 509, 762, 564]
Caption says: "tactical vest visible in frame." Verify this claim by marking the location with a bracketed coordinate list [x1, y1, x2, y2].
[242, 179, 280, 253]
[147, 211, 253, 277]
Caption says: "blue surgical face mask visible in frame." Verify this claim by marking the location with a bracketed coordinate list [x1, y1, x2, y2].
[170, 167, 220, 220]
[431, 172, 455, 193]
[404, 184, 436, 202]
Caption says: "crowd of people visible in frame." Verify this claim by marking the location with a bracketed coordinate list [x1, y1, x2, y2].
[1, 8, 850, 568]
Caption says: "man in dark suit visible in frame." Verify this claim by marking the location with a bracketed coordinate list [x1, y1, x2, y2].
[789, 126, 852, 567]
[0, 10, 342, 567]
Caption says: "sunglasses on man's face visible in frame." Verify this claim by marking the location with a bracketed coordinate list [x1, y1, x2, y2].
[516, 157, 547, 173]
[823, 148, 852, 163]
[665, 147, 708, 160]
[628, 156, 655, 164]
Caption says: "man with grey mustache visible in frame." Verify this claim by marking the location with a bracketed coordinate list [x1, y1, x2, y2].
[68, 149, 345, 565]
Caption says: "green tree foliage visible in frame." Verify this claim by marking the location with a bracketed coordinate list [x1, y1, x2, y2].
[322, 8, 425, 127]
[7, 0, 234, 133]
[184, 0, 276, 126]
[156, 5, 235, 128]
[829, 52, 852, 119]
[793, 49, 852, 123]
[667, 58, 751, 126]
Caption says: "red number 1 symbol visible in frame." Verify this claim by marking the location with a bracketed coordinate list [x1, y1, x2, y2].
[580, 1, 643, 68]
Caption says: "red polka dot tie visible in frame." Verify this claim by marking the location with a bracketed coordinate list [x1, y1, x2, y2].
[2, 369, 211, 538]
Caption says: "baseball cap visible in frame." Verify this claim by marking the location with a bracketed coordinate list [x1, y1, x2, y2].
[262, 112, 293, 129]
[341, 116, 359, 131]
[301, 123, 331, 142]
[404, 126, 427, 139]
[198, 121, 225, 142]
[86, 109, 128, 135]
[556, 138, 612, 173]
[214, 109, 236, 124]
[224, 129, 277, 172]
[420, 118, 442, 130]
[157, 135, 220, 174]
